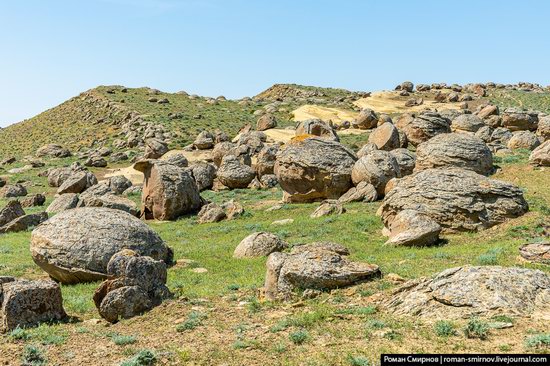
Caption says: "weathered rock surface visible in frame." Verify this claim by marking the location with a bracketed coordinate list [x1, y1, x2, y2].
[46, 194, 79, 213]
[197, 202, 226, 224]
[217, 155, 256, 189]
[107, 175, 133, 195]
[367, 122, 400, 151]
[274, 137, 357, 203]
[257, 114, 277, 131]
[380, 168, 528, 232]
[338, 182, 378, 203]
[189, 162, 217, 191]
[520, 243, 550, 264]
[384, 209, 441, 247]
[144, 138, 169, 159]
[233, 232, 287, 258]
[507, 131, 541, 150]
[295, 119, 339, 141]
[451, 114, 486, 133]
[163, 153, 189, 168]
[351, 150, 400, 195]
[93, 250, 170, 323]
[385, 266, 550, 320]
[354, 108, 378, 129]
[529, 140, 550, 166]
[1, 279, 67, 332]
[193, 131, 214, 150]
[415, 133, 493, 175]
[78, 189, 139, 216]
[30, 207, 173, 284]
[0, 184, 27, 198]
[265, 243, 380, 300]
[0, 212, 48, 234]
[536, 116, 550, 140]
[310, 200, 346, 218]
[36, 144, 71, 158]
[255, 145, 279, 177]
[134, 160, 202, 220]
[395, 112, 451, 146]
[57, 169, 97, 194]
[0, 200, 25, 227]
[21, 194, 46, 208]
[502, 108, 538, 131]
[389, 148, 416, 177]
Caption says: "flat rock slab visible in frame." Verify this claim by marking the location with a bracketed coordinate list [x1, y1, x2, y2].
[385, 266, 550, 320]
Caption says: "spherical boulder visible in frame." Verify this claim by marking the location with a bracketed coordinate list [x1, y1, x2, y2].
[451, 114, 485, 133]
[367, 122, 400, 151]
[507, 131, 541, 150]
[217, 155, 256, 189]
[30, 207, 173, 284]
[415, 133, 493, 175]
[274, 137, 357, 203]
[395, 112, 451, 146]
[351, 150, 400, 195]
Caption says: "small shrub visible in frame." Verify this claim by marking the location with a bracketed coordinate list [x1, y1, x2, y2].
[366, 319, 386, 329]
[477, 253, 498, 265]
[9, 327, 30, 341]
[464, 318, 489, 340]
[112, 335, 137, 346]
[273, 342, 287, 353]
[491, 315, 514, 324]
[434, 320, 457, 337]
[289, 330, 309, 345]
[120, 350, 157, 366]
[227, 284, 240, 291]
[175, 311, 207, 332]
[525, 333, 550, 349]
[246, 297, 262, 314]
[21, 345, 46, 366]
[336, 306, 377, 316]
[348, 355, 370, 366]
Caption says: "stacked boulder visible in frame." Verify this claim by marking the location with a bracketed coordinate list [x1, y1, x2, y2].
[93, 249, 171, 323]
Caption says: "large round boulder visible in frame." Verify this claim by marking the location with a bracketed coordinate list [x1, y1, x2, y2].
[30, 207, 173, 284]
[217, 155, 256, 189]
[354, 108, 378, 129]
[367, 122, 400, 151]
[451, 114, 485, 133]
[295, 119, 338, 141]
[351, 150, 400, 196]
[529, 140, 550, 166]
[415, 133, 493, 175]
[380, 168, 528, 233]
[395, 112, 451, 146]
[502, 108, 538, 131]
[507, 131, 541, 150]
[134, 160, 202, 220]
[274, 137, 357, 203]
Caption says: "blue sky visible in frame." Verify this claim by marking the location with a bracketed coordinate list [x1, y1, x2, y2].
[1, 0, 549, 127]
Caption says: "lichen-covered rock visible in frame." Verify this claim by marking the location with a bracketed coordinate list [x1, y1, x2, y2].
[0, 184, 27, 198]
[257, 114, 277, 131]
[338, 182, 377, 203]
[507, 131, 541, 150]
[380, 168, 528, 233]
[0, 212, 48, 234]
[384, 209, 441, 247]
[274, 137, 357, 203]
[197, 202, 226, 224]
[395, 112, 451, 146]
[163, 153, 189, 168]
[385, 266, 550, 320]
[78, 190, 139, 216]
[93, 250, 170, 323]
[36, 144, 71, 158]
[367, 122, 400, 151]
[57, 169, 97, 195]
[134, 160, 202, 220]
[46, 194, 79, 213]
[265, 243, 380, 300]
[211, 142, 236, 167]
[354, 108, 378, 129]
[1, 279, 67, 332]
[310, 200, 346, 218]
[536, 116, 550, 140]
[351, 150, 400, 196]
[193, 131, 214, 150]
[451, 114, 485, 133]
[529, 140, 550, 166]
[143, 138, 169, 159]
[189, 162, 217, 191]
[520, 243, 550, 264]
[0, 200, 25, 227]
[295, 119, 339, 141]
[84, 156, 108, 168]
[255, 145, 279, 177]
[233, 232, 287, 258]
[217, 155, 256, 189]
[30, 207, 173, 284]
[502, 108, 538, 131]
[21, 194, 46, 208]
[107, 175, 133, 195]
[414, 133, 493, 175]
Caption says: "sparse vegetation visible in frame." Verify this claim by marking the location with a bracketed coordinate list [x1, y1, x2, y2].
[525, 334, 550, 349]
[21, 345, 47, 366]
[289, 330, 309, 345]
[434, 320, 457, 337]
[464, 318, 490, 340]
[120, 350, 157, 366]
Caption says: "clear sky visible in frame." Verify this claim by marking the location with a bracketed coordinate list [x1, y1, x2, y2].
[1, 0, 549, 127]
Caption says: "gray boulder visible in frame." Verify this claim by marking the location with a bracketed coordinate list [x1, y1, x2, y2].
[367, 122, 400, 151]
[295, 119, 339, 141]
[338, 182, 378, 203]
[310, 200, 346, 218]
[0, 212, 48, 234]
[384, 209, 441, 247]
[451, 114, 485, 133]
[507, 131, 541, 150]
[351, 150, 400, 196]
[1, 279, 67, 332]
[385, 266, 550, 320]
[414, 133, 493, 175]
[0, 200, 25, 227]
[46, 194, 79, 213]
[529, 140, 550, 166]
[380, 168, 528, 233]
[520, 243, 550, 264]
[143, 138, 169, 159]
[233, 232, 287, 258]
[189, 162, 217, 191]
[395, 112, 451, 146]
[107, 175, 132, 194]
[36, 144, 71, 158]
[30, 207, 173, 284]
[274, 137, 357, 203]
[0, 184, 27, 198]
[217, 155, 256, 189]
[502, 108, 538, 131]
[354, 108, 378, 129]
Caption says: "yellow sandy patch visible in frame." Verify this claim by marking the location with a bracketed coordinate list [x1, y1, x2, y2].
[291, 104, 357, 124]
[354, 91, 462, 114]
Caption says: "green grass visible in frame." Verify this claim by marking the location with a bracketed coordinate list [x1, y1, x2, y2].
[488, 89, 550, 114]
[120, 349, 157, 366]
[175, 311, 207, 332]
[21, 345, 47, 366]
[289, 329, 309, 345]
[464, 318, 490, 340]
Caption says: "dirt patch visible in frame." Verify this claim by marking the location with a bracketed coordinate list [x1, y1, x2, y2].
[291, 105, 357, 125]
[354, 90, 462, 115]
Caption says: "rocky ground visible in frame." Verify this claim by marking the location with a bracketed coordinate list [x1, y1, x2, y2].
[0, 81, 549, 365]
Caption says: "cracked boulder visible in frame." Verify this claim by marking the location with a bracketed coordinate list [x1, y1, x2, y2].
[233, 232, 287, 258]
[1, 278, 67, 332]
[30, 207, 173, 284]
[265, 242, 380, 300]
[385, 266, 550, 320]
[380, 168, 528, 233]
[275, 137, 357, 203]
